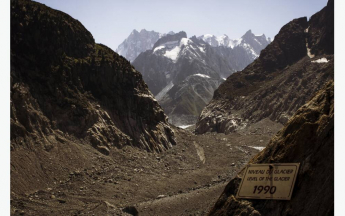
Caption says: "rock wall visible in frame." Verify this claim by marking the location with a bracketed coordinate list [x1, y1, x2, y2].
[209, 80, 334, 216]
[11, 0, 176, 153]
[10, 0, 176, 193]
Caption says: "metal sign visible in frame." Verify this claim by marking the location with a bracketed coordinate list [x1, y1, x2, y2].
[236, 163, 300, 200]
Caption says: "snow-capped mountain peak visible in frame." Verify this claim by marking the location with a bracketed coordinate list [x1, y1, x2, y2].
[151, 32, 200, 63]
[116, 29, 174, 62]
[198, 30, 271, 60]
[197, 34, 233, 48]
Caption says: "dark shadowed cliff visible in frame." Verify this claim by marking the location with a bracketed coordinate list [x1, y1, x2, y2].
[11, 0, 175, 194]
[209, 80, 334, 216]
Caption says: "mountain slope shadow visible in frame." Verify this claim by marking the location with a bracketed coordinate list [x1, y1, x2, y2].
[11, 0, 175, 195]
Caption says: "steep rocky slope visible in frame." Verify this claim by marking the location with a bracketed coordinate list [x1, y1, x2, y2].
[209, 80, 334, 216]
[159, 74, 222, 126]
[196, 0, 334, 134]
[11, 0, 175, 195]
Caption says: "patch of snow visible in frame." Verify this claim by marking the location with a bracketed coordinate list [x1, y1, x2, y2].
[216, 35, 229, 46]
[202, 34, 214, 39]
[304, 26, 310, 33]
[153, 45, 165, 53]
[159, 39, 193, 62]
[193, 73, 211, 78]
[180, 38, 191, 46]
[163, 46, 181, 61]
[222, 77, 226, 80]
[137, 93, 157, 101]
[200, 34, 258, 49]
[155, 82, 174, 101]
[228, 39, 236, 49]
[306, 43, 315, 58]
[241, 43, 259, 58]
[248, 146, 265, 151]
[233, 38, 243, 47]
[218, 35, 228, 40]
[198, 46, 205, 53]
[254, 38, 262, 46]
[311, 58, 329, 63]
[178, 124, 194, 129]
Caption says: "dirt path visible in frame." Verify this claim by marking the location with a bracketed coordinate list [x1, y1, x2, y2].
[193, 141, 206, 164]
[137, 181, 227, 216]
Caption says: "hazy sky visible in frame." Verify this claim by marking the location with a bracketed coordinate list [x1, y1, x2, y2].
[34, 0, 328, 51]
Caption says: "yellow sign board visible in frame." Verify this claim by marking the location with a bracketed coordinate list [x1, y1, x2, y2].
[236, 163, 300, 200]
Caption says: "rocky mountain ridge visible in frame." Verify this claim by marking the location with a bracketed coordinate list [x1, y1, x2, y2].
[132, 29, 272, 126]
[196, 0, 334, 134]
[198, 30, 271, 71]
[115, 26, 272, 127]
[133, 32, 236, 126]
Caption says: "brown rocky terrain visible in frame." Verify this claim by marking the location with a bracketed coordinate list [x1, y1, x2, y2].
[11, 0, 175, 201]
[209, 80, 334, 216]
[195, 0, 334, 134]
[10, 1, 280, 215]
[10, 0, 334, 215]
[11, 124, 283, 215]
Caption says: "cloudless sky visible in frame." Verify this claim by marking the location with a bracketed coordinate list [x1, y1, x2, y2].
[34, 0, 328, 51]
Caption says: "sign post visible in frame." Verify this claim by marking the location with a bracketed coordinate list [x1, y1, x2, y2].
[236, 163, 300, 200]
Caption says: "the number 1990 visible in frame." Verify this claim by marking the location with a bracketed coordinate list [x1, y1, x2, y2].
[253, 185, 277, 194]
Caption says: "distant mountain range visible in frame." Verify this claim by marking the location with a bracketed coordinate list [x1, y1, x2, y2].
[199, 30, 271, 71]
[119, 29, 270, 126]
[116, 29, 271, 70]
[199, 31, 270, 61]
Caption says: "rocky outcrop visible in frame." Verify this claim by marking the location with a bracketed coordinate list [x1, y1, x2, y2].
[308, 0, 334, 56]
[11, 0, 176, 155]
[209, 80, 334, 216]
[196, 0, 334, 134]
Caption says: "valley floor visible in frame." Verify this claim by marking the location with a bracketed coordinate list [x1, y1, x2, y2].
[11, 120, 282, 216]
